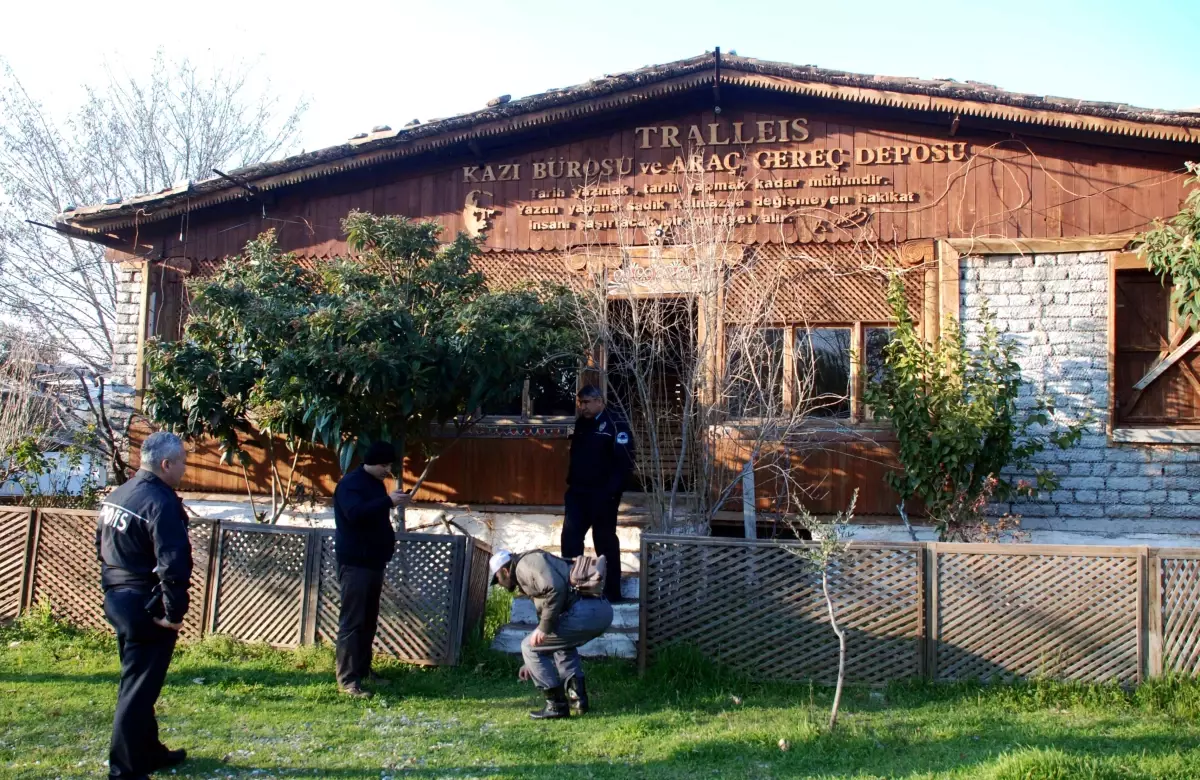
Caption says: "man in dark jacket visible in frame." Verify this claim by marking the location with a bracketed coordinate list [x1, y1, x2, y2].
[561, 385, 634, 602]
[96, 431, 192, 780]
[332, 441, 410, 697]
[490, 549, 613, 719]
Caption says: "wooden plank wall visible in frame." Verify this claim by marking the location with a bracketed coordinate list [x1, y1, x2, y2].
[711, 431, 908, 517]
[131, 421, 570, 504]
[118, 101, 1193, 510]
[147, 107, 1189, 264]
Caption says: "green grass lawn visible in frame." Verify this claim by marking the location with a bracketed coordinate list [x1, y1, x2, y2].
[2, 602, 1199, 780]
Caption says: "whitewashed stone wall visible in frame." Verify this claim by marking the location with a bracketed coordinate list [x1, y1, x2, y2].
[960, 251, 1200, 545]
[182, 498, 644, 573]
[106, 265, 144, 470]
[112, 266, 143, 386]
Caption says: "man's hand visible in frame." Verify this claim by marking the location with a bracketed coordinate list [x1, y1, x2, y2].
[517, 665, 532, 682]
[153, 617, 183, 632]
[529, 628, 546, 647]
[389, 489, 411, 508]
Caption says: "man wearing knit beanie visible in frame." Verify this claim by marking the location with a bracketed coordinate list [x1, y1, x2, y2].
[332, 441, 409, 697]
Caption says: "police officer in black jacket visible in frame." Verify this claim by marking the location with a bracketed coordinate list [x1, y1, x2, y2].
[96, 431, 192, 779]
[332, 441, 410, 698]
[561, 385, 634, 603]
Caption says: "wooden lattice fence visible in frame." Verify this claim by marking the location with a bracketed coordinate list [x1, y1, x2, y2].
[1154, 549, 1200, 677]
[313, 532, 488, 665]
[0, 509, 32, 621]
[640, 535, 1200, 685]
[0, 509, 489, 666]
[640, 536, 923, 684]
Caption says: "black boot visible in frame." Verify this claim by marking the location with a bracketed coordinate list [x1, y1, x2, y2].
[566, 676, 589, 715]
[529, 685, 570, 720]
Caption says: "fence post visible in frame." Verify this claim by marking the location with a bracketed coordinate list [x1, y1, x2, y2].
[18, 508, 41, 612]
[299, 529, 321, 647]
[1147, 548, 1163, 679]
[200, 520, 220, 640]
[206, 523, 226, 635]
[741, 460, 756, 539]
[1137, 547, 1148, 684]
[445, 536, 468, 666]
[637, 534, 649, 677]
[916, 542, 926, 678]
[924, 543, 938, 681]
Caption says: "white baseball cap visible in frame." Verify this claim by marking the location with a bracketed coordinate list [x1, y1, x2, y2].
[488, 550, 513, 583]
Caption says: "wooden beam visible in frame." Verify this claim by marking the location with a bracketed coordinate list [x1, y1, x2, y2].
[946, 235, 1136, 255]
[922, 262, 940, 343]
[936, 241, 960, 323]
[1112, 428, 1200, 445]
[850, 322, 863, 422]
[1107, 253, 1118, 442]
[1114, 251, 1149, 271]
[1132, 331, 1200, 390]
[133, 262, 152, 410]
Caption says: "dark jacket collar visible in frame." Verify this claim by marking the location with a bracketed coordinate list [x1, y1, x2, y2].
[135, 469, 168, 489]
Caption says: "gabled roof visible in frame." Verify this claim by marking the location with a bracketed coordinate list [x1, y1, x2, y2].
[58, 51, 1200, 232]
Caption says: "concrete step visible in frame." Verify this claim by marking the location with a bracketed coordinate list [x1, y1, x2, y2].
[492, 624, 637, 660]
[619, 492, 700, 512]
[510, 597, 639, 629]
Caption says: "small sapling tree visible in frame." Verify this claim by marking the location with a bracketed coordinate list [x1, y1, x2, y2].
[780, 491, 856, 731]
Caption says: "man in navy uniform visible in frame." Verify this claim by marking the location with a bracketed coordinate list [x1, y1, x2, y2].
[332, 441, 410, 698]
[560, 384, 634, 603]
[96, 431, 192, 779]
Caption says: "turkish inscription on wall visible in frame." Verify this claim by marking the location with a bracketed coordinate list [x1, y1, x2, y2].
[457, 116, 972, 243]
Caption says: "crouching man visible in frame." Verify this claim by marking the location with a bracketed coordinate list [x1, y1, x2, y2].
[489, 549, 613, 719]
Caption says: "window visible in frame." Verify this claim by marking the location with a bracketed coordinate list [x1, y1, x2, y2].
[864, 327, 896, 385]
[481, 381, 524, 418]
[482, 359, 580, 419]
[726, 323, 895, 422]
[1111, 257, 1200, 443]
[796, 328, 851, 418]
[863, 327, 896, 419]
[530, 360, 578, 416]
[726, 327, 785, 417]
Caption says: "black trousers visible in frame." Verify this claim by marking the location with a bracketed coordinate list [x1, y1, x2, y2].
[562, 489, 623, 601]
[336, 564, 384, 688]
[103, 586, 178, 779]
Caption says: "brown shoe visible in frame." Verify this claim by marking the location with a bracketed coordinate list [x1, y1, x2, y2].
[340, 682, 373, 699]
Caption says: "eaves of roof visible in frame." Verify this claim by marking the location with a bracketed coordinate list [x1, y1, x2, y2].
[57, 52, 1200, 233]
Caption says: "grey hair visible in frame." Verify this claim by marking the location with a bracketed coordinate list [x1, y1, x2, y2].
[141, 431, 185, 470]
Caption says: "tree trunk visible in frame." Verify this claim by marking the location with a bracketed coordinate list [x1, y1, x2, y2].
[822, 569, 846, 731]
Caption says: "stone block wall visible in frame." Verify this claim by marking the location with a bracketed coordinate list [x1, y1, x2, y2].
[959, 251, 1200, 544]
[111, 265, 143, 387]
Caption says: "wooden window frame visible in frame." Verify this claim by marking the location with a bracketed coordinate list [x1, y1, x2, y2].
[1108, 252, 1200, 445]
[732, 321, 897, 425]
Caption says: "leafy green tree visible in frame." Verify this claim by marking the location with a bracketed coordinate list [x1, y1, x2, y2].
[146, 213, 582, 522]
[1135, 161, 1200, 326]
[863, 277, 1084, 541]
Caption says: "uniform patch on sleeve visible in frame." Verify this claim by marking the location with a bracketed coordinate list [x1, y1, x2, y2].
[616, 432, 630, 445]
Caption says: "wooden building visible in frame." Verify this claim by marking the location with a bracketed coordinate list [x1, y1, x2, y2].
[57, 52, 1200, 543]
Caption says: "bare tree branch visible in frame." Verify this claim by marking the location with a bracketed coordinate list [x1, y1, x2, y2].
[0, 51, 308, 371]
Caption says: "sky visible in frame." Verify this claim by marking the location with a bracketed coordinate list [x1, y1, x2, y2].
[1, 0, 1197, 157]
